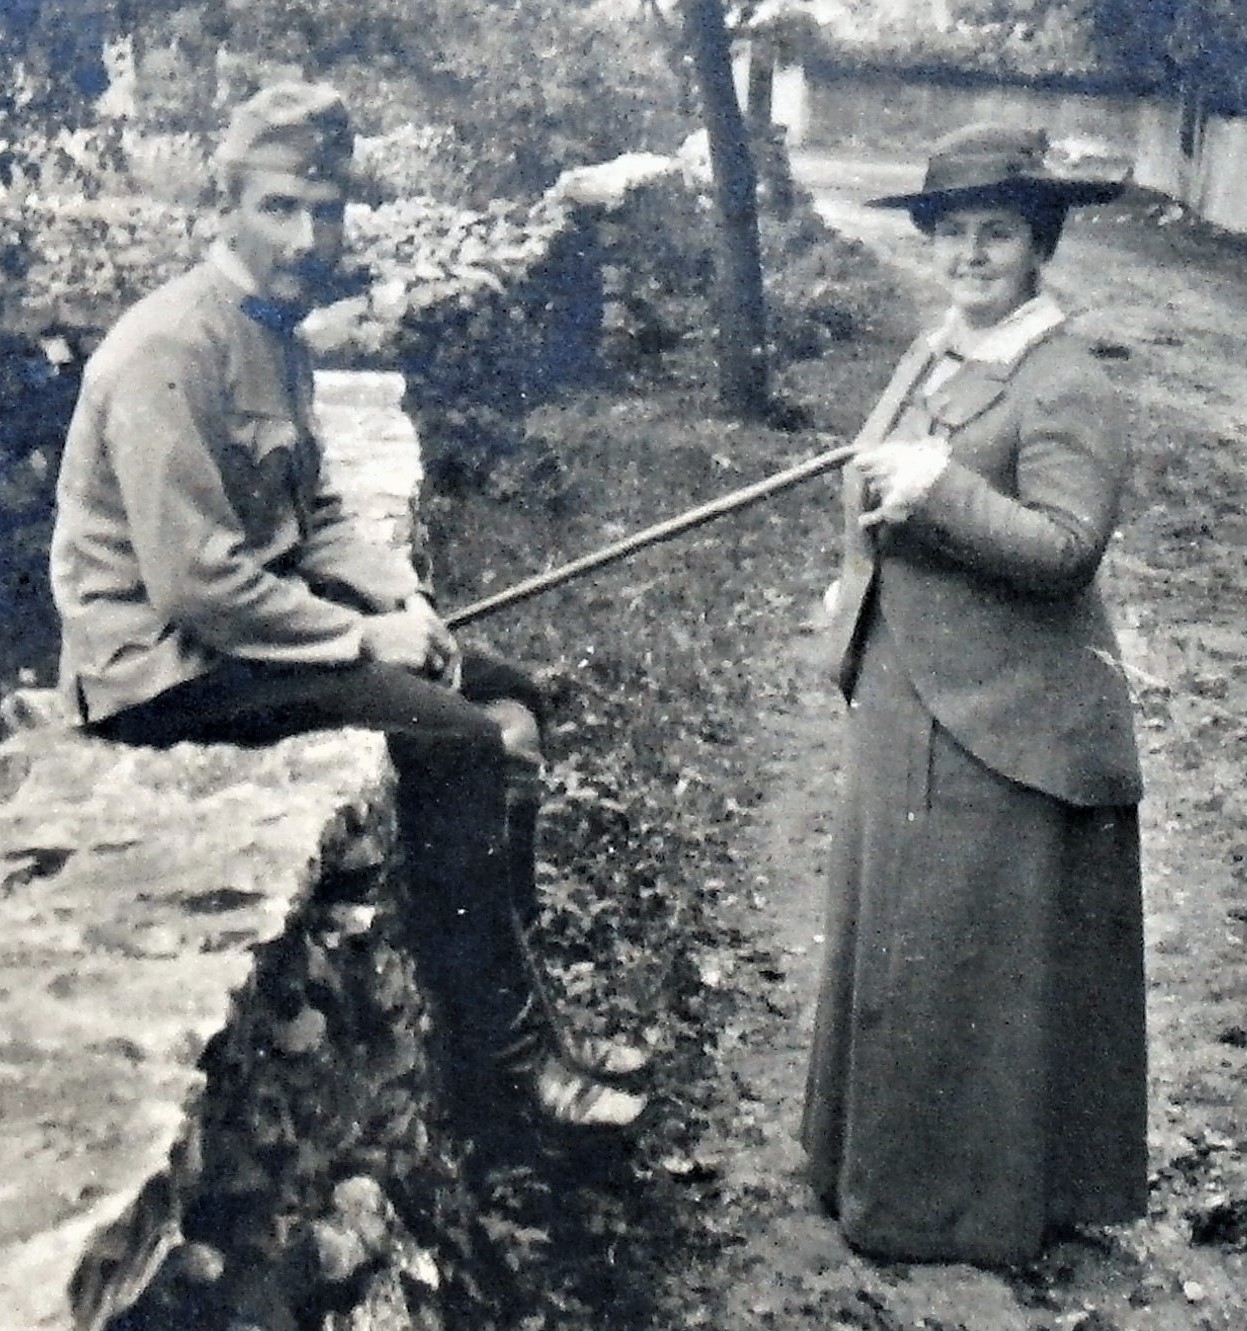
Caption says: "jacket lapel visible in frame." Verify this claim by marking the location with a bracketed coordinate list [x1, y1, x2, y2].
[856, 337, 939, 447]
[840, 336, 940, 570]
[923, 295, 1066, 433]
[825, 337, 939, 694]
[924, 359, 1011, 433]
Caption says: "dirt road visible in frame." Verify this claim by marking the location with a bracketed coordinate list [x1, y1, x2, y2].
[685, 152, 1247, 1331]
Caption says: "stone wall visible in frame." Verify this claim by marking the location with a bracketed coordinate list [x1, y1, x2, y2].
[0, 373, 451, 1330]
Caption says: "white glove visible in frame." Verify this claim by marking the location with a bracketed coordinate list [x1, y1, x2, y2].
[855, 438, 950, 529]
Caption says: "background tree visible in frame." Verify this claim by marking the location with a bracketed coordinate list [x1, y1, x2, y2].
[809, 0, 1099, 80]
[681, 0, 769, 418]
[0, 0, 688, 198]
[156, 0, 691, 199]
[732, 1, 819, 216]
[3, 0, 778, 418]
[0, 0, 111, 139]
[1086, 0, 1247, 111]
[733, 1, 820, 128]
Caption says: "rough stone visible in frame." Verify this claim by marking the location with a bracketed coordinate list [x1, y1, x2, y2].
[313, 369, 424, 553]
[0, 371, 429, 1331]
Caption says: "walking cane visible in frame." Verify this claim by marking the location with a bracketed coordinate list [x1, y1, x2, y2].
[445, 438, 857, 629]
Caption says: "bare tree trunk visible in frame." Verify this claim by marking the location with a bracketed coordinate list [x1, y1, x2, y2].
[745, 39, 773, 126]
[680, 0, 769, 419]
[744, 37, 796, 220]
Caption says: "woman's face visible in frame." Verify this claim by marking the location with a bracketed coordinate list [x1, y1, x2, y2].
[929, 206, 1044, 328]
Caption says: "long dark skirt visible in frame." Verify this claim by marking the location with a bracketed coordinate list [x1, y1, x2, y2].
[801, 614, 1147, 1266]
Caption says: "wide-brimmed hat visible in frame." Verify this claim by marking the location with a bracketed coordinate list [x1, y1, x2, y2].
[867, 123, 1124, 215]
[216, 82, 355, 190]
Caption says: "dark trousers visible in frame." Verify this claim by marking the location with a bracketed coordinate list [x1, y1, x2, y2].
[92, 652, 546, 1088]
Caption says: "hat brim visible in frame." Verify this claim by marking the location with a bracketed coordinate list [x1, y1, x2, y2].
[865, 176, 1124, 213]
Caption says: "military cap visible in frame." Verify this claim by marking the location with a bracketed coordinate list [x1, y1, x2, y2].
[216, 81, 354, 187]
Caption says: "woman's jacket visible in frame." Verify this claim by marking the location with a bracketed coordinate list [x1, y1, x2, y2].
[826, 307, 1143, 809]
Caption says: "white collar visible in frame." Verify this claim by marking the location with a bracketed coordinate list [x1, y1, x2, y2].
[208, 239, 260, 296]
[927, 292, 1066, 366]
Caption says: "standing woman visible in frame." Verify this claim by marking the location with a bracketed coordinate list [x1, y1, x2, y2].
[802, 124, 1146, 1267]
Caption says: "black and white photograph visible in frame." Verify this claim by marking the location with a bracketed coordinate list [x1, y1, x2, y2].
[0, 2, 1245, 1329]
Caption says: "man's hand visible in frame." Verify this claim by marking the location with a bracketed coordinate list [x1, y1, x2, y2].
[855, 438, 950, 529]
[360, 598, 460, 685]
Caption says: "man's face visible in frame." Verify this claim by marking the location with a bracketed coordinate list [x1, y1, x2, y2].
[229, 167, 346, 307]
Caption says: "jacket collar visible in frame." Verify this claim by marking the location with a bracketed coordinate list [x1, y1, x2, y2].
[927, 292, 1066, 368]
[208, 241, 308, 337]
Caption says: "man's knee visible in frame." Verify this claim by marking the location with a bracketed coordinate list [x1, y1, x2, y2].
[459, 652, 546, 734]
[477, 699, 543, 764]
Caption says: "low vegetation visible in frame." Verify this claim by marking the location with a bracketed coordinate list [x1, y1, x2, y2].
[404, 220, 909, 1327]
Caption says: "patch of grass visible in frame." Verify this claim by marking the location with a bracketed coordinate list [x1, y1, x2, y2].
[420, 303, 907, 1328]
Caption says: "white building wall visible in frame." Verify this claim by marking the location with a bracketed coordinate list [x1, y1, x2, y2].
[732, 46, 811, 144]
[1133, 99, 1184, 198]
[732, 48, 750, 109]
[1193, 115, 1247, 235]
[773, 63, 811, 143]
[1132, 98, 1247, 236]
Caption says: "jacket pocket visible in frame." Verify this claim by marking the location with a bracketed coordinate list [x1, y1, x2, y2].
[219, 412, 311, 546]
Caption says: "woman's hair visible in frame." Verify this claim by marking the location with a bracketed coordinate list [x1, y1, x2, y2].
[910, 188, 1068, 261]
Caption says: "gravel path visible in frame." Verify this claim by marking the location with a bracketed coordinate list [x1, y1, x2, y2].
[682, 150, 1247, 1331]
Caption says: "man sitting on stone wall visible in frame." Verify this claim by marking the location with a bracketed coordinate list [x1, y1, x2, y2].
[49, 82, 647, 1131]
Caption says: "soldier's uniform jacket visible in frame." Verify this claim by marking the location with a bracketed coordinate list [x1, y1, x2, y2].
[826, 295, 1143, 808]
[51, 246, 423, 723]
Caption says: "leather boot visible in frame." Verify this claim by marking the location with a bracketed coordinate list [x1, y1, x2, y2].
[501, 755, 653, 1123]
